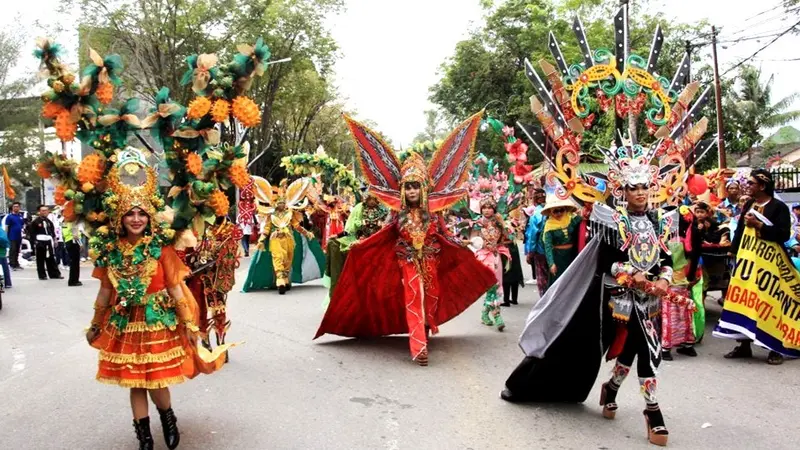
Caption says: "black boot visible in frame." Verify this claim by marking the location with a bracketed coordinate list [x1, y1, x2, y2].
[133, 417, 154, 450]
[157, 407, 181, 450]
[278, 285, 287, 295]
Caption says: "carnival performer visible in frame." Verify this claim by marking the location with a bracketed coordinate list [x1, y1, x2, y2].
[720, 169, 792, 365]
[242, 177, 325, 294]
[315, 113, 496, 366]
[524, 188, 548, 297]
[661, 206, 703, 360]
[467, 196, 509, 330]
[540, 185, 581, 287]
[502, 211, 525, 306]
[85, 149, 231, 450]
[324, 190, 388, 304]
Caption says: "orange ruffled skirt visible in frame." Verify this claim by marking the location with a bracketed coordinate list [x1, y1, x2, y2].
[92, 305, 188, 389]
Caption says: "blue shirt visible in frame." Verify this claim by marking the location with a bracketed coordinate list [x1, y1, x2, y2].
[524, 205, 546, 255]
[2, 213, 25, 241]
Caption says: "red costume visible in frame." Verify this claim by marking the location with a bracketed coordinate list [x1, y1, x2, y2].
[314, 112, 496, 365]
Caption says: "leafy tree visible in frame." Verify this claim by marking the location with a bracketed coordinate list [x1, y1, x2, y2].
[0, 29, 42, 193]
[73, 0, 345, 181]
[724, 65, 800, 166]
[411, 109, 451, 144]
[430, 0, 707, 164]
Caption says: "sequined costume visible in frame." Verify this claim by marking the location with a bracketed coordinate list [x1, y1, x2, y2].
[471, 213, 509, 329]
[315, 113, 496, 365]
[242, 177, 325, 293]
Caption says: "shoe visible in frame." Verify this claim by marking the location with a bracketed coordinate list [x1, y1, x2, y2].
[278, 285, 287, 295]
[767, 351, 784, 365]
[676, 346, 698, 357]
[415, 349, 428, 367]
[599, 382, 619, 419]
[68, 281, 83, 287]
[661, 350, 673, 361]
[495, 316, 506, 332]
[54, 276, 64, 279]
[133, 417, 155, 450]
[500, 302, 511, 307]
[724, 344, 753, 359]
[643, 407, 669, 446]
[39, 277, 48, 281]
[510, 300, 518, 305]
[157, 407, 180, 450]
[500, 388, 523, 403]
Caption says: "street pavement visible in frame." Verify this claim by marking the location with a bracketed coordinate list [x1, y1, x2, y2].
[1, 260, 798, 450]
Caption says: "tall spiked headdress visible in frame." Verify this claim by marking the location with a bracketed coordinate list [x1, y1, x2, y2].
[516, 4, 718, 206]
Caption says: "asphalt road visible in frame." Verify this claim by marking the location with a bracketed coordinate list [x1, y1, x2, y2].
[0, 260, 798, 450]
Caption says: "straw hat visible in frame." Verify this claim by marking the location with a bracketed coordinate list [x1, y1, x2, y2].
[541, 183, 578, 216]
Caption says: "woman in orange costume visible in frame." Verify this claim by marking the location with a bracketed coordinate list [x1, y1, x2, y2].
[315, 113, 496, 366]
[85, 149, 230, 450]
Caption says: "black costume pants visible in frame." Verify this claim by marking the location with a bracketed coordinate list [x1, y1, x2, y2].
[503, 282, 518, 303]
[615, 313, 656, 378]
[66, 241, 81, 285]
[35, 242, 61, 280]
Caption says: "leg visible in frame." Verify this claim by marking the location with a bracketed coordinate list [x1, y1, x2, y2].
[45, 243, 61, 278]
[10, 239, 20, 268]
[510, 282, 519, 304]
[130, 389, 154, 449]
[628, 318, 669, 446]
[241, 234, 250, 257]
[1, 257, 10, 287]
[149, 388, 180, 450]
[400, 260, 428, 365]
[481, 289, 494, 326]
[35, 244, 47, 279]
[67, 242, 81, 285]
[501, 281, 511, 306]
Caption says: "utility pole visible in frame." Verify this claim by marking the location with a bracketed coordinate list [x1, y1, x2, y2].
[620, 0, 638, 145]
[711, 26, 728, 169]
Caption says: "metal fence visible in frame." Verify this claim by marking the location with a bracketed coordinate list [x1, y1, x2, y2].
[772, 167, 800, 192]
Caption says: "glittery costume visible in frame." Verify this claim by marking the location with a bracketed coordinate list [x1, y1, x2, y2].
[315, 113, 496, 364]
[89, 149, 231, 389]
[242, 177, 325, 292]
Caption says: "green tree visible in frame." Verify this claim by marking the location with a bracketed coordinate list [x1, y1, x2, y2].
[0, 29, 42, 193]
[411, 109, 451, 144]
[726, 65, 800, 166]
[430, 0, 706, 163]
[74, 0, 344, 181]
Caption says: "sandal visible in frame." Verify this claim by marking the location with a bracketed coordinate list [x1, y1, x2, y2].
[599, 382, 618, 419]
[643, 408, 669, 446]
[767, 351, 784, 365]
[415, 349, 429, 367]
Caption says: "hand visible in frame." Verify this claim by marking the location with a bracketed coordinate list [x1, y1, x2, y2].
[697, 222, 704, 230]
[550, 264, 557, 275]
[183, 322, 199, 343]
[651, 279, 669, 297]
[632, 272, 648, 289]
[744, 212, 762, 229]
[85, 326, 100, 345]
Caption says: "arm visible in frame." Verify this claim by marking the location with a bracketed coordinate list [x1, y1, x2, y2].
[730, 200, 752, 254]
[167, 284, 199, 333]
[758, 202, 792, 244]
[292, 211, 314, 238]
[543, 230, 555, 267]
[524, 214, 540, 254]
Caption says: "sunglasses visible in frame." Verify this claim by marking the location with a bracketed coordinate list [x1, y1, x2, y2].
[551, 208, 566, 214]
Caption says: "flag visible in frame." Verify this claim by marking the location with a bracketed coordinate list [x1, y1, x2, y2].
[2, 166, 15, 200]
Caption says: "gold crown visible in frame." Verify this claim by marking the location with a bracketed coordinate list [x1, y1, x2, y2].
[400, 152, 427, 186]
[107, 147, 159, 233]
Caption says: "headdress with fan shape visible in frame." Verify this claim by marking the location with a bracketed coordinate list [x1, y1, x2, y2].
[251, 176, 310, 215]
[106, 147, 164, 233]
[515, 4, 717, 208]
[343, 111, 483, 212]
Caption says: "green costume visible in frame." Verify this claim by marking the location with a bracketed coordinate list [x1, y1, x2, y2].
[242, 230, 326, 292]
[542, 214, 582, 286]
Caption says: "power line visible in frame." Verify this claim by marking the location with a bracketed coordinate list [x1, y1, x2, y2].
[719, 5, 800, 39]
[721, 18, 800, 76]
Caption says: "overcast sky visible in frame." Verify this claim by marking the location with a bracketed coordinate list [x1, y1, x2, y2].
[5, 0, 800, 147]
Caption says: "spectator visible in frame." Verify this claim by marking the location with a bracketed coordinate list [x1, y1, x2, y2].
[62, 220, 82, 286]
[2, 202, 25, 270]
[0, 226, 11, 289]
[29, 205, 62, 281]
[240, 220, 253, 257]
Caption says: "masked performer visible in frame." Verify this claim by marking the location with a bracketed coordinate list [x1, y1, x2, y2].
[242, 177, 325, 294]
[324, 190, 388, 305]
[86, 149, 231, 450]
[315, 113, 497, 366]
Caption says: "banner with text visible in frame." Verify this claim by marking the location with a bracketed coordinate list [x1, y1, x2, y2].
[714, 227, 800, 357]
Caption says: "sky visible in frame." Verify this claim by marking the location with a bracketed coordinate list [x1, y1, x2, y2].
[4, 0, 800, 147]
